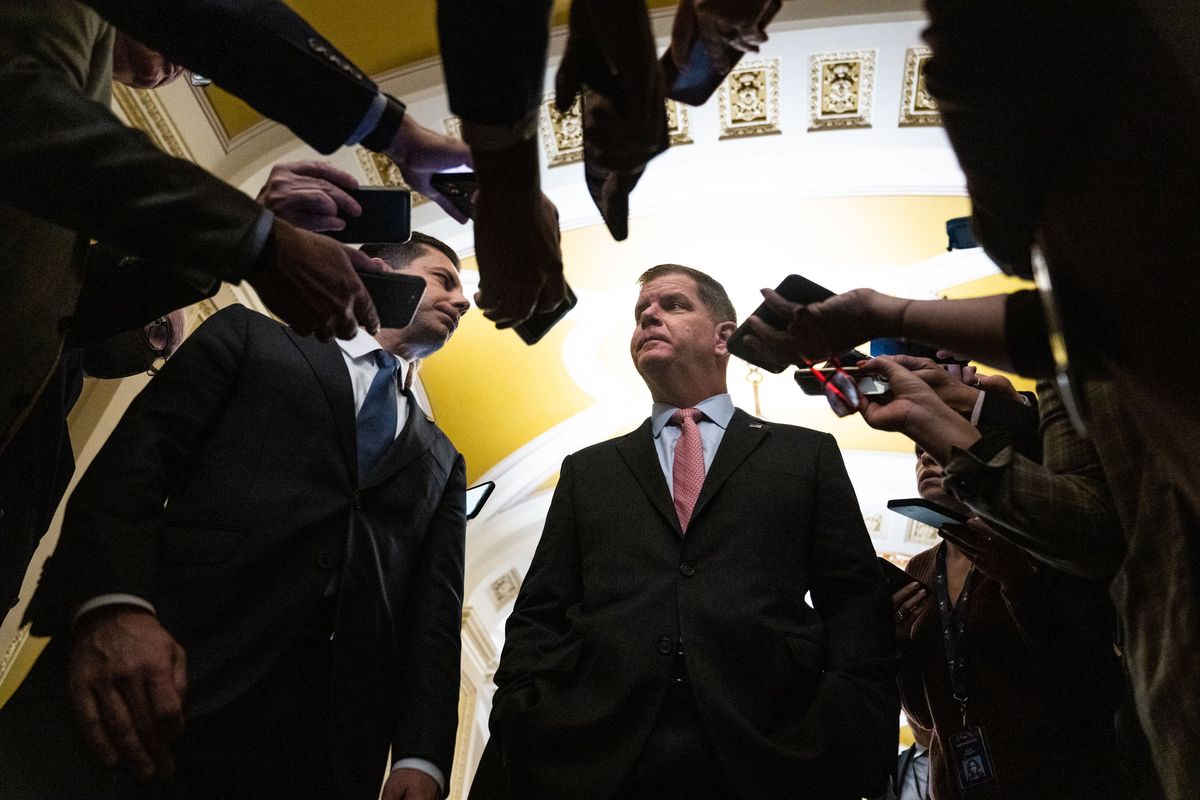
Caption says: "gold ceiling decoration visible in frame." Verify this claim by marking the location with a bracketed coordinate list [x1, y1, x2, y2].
[489, 568, 523, 609]
[717, 58, 782, 139]
[354, 146, 428, 206]
[442, 115, 463, 140]
[540, 93, 585, 167]
[111, 84, 194, 161]
[809, 50, 876, 131]
[899, 46, 941, 127]
[665, 99, 693, 146]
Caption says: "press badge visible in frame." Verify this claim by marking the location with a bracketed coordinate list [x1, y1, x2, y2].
[949, 726, 997, 793]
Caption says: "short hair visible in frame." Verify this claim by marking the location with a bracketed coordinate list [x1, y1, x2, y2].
[637, 264, 736, 324]
[359, 232, 460, 271]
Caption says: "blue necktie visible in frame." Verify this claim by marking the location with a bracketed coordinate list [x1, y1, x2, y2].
[356, 350, 398, 479]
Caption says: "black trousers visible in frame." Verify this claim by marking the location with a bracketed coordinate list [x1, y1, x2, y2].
[616, 662, 737, 800]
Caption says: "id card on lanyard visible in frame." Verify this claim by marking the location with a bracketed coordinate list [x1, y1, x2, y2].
[935, 542, 999, 797]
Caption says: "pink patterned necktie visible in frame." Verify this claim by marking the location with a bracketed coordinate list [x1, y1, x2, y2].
[670, 407, 706, 532]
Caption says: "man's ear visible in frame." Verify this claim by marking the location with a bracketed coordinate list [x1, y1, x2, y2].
[714, 321, 737, 355]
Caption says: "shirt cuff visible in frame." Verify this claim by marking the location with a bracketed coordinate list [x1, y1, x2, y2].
[461, 113, 539, 153]
[969, 390, 988, 427]
[74, 594, 156, 624]
[392, 758, 445, 793]
[346, 92, 389, 146]
[942, 437, 1014, 503]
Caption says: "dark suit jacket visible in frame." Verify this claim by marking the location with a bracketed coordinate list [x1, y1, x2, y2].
[483, 410, 897, 800]
[17, 305, 466, 796]
[0, 0, 271, 452]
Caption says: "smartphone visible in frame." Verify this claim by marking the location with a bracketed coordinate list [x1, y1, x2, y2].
[794, 366, 890, 396]
[727, 274, 837, 373]
[878, 557, 928, 594]
[429, 172, 477, 220]
[661, 37, 733, 106]
[465, 481, 496, 520]
[887, 497, 969, 530]
[356, 270, 426, 329]
[326, 187, 412, 244]
[514, 283, 578, 345]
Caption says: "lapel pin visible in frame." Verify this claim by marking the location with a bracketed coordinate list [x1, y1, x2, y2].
[749, 423, 764, 428]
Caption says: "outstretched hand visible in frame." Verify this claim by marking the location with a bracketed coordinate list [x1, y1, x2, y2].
[384, 116, 473, 223]
[69, 607, 187, 781]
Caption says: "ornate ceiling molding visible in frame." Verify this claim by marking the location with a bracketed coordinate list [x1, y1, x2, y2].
[112, 83, 196, 161]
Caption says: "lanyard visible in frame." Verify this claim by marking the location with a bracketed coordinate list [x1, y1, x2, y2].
[935, 541, 977, 726]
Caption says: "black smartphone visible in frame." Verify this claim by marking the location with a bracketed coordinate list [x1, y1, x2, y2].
[727, 274, 837, 373]
[430, 172, 477, 220]
[794, 366, 890, 396]
[326, 187, 412, 244]
[514, 284, 578, 345]
[887, 497, 969, 530]
[465, 481, 496, 520]
[356, 270, 426, 329]
[661, 37, 732, 106]
[878, 557, 928, 594]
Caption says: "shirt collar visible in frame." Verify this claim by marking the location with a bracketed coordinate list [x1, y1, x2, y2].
[651, 393, 734, 438]
[336, 328, 410, 386]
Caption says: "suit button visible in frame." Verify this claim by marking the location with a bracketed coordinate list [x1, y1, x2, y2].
[679, 563, 695, 577]
[316, 551, 337, 569]
[658, 637, 674, 655]
[353, 492, 363, 510]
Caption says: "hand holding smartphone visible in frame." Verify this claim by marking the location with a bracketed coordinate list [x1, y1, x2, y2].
[430, 171, 578, 345]
[324, 187, 412, 244]
[727, 274, 835, 373]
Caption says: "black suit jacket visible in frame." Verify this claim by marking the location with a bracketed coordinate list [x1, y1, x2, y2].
[22, 305, 466, 795]
[484, 410, 897, 800]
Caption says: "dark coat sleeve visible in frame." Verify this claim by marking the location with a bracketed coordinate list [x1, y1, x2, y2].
[391, 452, 467, 783]
[77, 0, 380, 153]
[488, 452, 584, 748]
[0, 58, 269, 282]
[804, 433, 900, 795]
[26, 306, 252, 635]
[437, 0, 553, 125]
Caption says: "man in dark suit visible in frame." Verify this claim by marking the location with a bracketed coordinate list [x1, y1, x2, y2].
[0, 233, 472, 799]
[476, 265, 897, 800]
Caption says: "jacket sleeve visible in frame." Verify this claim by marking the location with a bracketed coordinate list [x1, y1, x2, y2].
[437, 0, 553, 127]
[392, 452, 467, 784]
[78, 0, 381, 153]
[488, 453, 584, 739]
[942, 380, 1125, 580]
[26, 306, 252, 635]
[0, 58, 270, 283]
[805, 433, 900, 796]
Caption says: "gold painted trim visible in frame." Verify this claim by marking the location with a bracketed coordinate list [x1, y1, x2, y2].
[808, 50, 876, 131]
[717, 58, 782, 140]
[898, 46, 941, 127]
[539, 93, 584, 167]
[0, 624, 30, 691]
[461, 606, 497, 666]
[665, 99, 693, 147]
[448, 672, 478, 800]
[112, 84, 196, 161]
[354, 147, 428, 207]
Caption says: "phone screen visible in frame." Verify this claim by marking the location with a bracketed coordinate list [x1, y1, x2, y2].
[326, 187, 412, 244]
[465, 481, 496, 520]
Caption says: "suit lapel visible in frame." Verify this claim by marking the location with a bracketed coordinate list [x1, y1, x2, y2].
[615, 419, 683, 537]
[689, 408, 767, 527]
[285, 329, 357, 476]
[360, 392, 436, 489]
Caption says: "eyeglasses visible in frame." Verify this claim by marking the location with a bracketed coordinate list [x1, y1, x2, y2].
[801, 355, 861, 415]
[145, 316, 173, 376]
